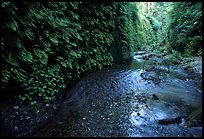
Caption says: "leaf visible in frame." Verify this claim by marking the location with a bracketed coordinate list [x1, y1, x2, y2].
[61, 61, 67, 68]
[2, 2, 11, 8]
[21, 96, 26, 101]
[20, 51, 33, 63]
[70, 2, 78, 9]
[50, 36, 58, 44]
[68, 41, 77, 47]
[8, 17, 18, 31]
[3, 53, 19, 67]
[34, 49, 41, 58]
[31, 101, 36, 105]
[24, 28, 34, 40]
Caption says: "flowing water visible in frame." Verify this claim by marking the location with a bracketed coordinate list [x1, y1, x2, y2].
[32, 51, 202, 137]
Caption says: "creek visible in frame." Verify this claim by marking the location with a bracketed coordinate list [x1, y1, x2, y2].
[32, 51, 202, 137]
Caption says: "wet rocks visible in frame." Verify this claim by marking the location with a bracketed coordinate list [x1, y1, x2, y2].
[2, 92, 64, 137]
[183, 66, 190, 71]
[152, 94, 159, 100]
[182, 57, 202, 76]
[134, 51, 147, 55]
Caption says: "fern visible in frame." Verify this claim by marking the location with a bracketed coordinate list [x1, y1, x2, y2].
[2, 2, 140, 108]
[167, 2, 202, 56]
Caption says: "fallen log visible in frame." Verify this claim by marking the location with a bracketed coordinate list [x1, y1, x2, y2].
[158, 116, 182, 125]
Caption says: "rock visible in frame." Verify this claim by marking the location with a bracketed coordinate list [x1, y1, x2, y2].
[135, 51, 146, 55]
[57, 121, 63, 125]
[162, 53, 167, 57]
[183, 66, 189, 71]
[158, 116, 182, 125]
[140, 73, 147, 79]
[142, 53, 156, 59]
[14, 106, 19, 109]
[152, 94, 159, 100]
[14, 126, 18, 131]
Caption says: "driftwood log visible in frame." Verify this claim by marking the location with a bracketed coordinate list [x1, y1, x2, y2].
[158, 116, 182, 125]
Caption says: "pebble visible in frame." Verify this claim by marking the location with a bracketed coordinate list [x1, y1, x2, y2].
[14, 106, 19, 109]
[14, 126, 18, 131]
[57, 121, 63, 125]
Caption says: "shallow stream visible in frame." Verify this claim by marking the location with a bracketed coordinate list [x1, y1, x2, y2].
[32, 51, 202, 137]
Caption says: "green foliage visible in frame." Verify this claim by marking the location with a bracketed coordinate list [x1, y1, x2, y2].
[150, 2, 173, 45]
[2, 2, 29, 89]
[167, 50, 182, 64]
[185, 36, 202, 56]
[110, 3, 146, 63]
[167, 2, 202, 56]
[3, 2, 161, 114]
[135, 10, 158, 48]
[134, 2, 173, 49]
[78, 3, 114, 68]
[145, 15, 161, 31]
[110, 3, 131, 63]
[3, 2, 138, 111]
[19, 66, 66, 109]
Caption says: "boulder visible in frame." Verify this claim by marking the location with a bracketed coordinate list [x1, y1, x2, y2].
[152, 94, 159, 100]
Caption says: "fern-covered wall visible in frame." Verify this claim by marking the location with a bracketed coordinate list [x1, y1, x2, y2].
[133, 3, 160, 50]
[110, 3, 132, 63]
[166, 2, 202, 56]
[2, 2, 134, 104]
[3, 2, 153, 105]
